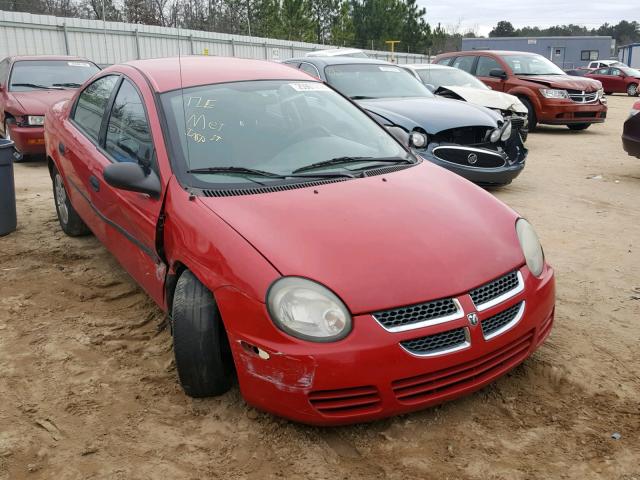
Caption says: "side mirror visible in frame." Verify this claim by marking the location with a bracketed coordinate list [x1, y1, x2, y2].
[103, 162, 161, 197]
[489, 68, 507, 79]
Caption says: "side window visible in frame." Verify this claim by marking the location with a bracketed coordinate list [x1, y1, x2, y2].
[476, 56, 502, 77]
[451, 56, 476, 73]
[610, 68, 622, 76]
[105, 80, 153, 166]
[593, 68, 609, 75]
[436, 57, 452, 66]
[299, 62, 320, 79]
[73, 75, 119, 142]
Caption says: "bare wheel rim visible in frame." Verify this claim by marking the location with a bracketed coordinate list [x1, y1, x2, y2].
[629, 84, 638, 96]
[55, 174, 69, 225]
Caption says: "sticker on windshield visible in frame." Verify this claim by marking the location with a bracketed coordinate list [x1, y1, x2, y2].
[288, 82, 330, 92]
[67, 62, 91, 67]
[379, 66, 401, 72]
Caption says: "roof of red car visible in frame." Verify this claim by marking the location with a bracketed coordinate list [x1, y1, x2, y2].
[116, 56, 314, 93]
[440, 50, 537, 57]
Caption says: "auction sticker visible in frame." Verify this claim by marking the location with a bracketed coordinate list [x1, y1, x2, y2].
[289, 82, 330, 92]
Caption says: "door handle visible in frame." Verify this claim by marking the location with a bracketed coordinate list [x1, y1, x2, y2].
[89, 175, 100, 192]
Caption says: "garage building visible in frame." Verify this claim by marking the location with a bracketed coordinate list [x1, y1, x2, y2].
[461, 36, 614, 69]
[618, 43, 640, 68]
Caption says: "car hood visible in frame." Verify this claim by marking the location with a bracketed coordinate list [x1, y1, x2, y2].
[437, 86, 528, 114]
[518, 74, 602, 91]
[199, 162, 525, 314]
[10, 90, 75, 115]
[357, 97, 501, 134]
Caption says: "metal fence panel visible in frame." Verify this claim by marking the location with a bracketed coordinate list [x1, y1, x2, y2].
[0, 10, 430, 65]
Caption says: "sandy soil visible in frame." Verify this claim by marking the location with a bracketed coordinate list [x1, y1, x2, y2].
[1, 95, 639, 480]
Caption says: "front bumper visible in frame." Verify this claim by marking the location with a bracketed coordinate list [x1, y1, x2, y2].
[216, 265, 555, 426]
[7, 124, 46, 155]
[425, 153, 525, 186]
[538, 99, 607, 125]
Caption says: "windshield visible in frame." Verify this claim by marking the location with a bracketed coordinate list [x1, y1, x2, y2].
[621, 67, 640, 77]
[415, 67, 489, 90]
[324, 64, 433, 99]
[161, 80, 410, 185]
[9, 60, 100, 91]
[502, 55, 565, 75]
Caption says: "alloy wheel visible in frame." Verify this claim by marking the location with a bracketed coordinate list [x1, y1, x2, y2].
[54, 174, 69, 225]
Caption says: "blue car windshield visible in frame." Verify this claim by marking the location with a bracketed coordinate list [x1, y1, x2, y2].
[324, 63, 434, 99]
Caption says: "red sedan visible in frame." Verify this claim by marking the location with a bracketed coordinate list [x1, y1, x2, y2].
[45, 57, 555, 425]
[0, 55, 100, 160]
[585, 66, 640, 96]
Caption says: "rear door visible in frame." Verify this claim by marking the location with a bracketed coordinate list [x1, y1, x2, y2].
[608, 68, 627, 92]
[63, 74, 120, 233]
[88, 78, 166, 304]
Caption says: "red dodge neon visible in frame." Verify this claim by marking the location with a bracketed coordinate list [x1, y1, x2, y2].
[0, 55, 100, 160]
[45, 57, 555, 425]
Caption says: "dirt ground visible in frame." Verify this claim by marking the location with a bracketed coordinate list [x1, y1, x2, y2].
[1, 95, 639, 480]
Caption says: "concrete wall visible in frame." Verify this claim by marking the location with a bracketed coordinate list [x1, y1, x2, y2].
[461, 36, 613, 69]
[0, 10, 429, 65]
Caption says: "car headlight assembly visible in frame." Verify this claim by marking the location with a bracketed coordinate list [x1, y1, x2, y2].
[516, 218, 545, 277]
[267, 277, 352, 342]
[27, 115, 45, 126]
[500, 119, 512, 141]
[540, 88, 568, 99]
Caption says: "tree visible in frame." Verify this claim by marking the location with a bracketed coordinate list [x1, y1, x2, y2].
[489, 20, 515, 37]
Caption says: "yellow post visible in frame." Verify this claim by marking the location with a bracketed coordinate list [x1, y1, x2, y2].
[385, 40, 400, 63]
[203, 48, 209, 56]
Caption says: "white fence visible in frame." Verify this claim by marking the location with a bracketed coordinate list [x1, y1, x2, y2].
[0, 10, 430, 65]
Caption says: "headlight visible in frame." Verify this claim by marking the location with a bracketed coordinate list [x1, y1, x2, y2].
[597, 88, 604, 99]
[539, 88, 568, 99]
[27, 115, 45, 126]
[500, 120, 512, 141]
[490, 127, 502, 143]
[516, 218, 545, 277]
[267, 277, 352, 342]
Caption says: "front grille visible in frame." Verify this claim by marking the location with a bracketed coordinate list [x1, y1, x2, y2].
[373, 298, 460, 331]
[469, 271, 520, 309]
[392, 331, 534, 404]
[567, 90, 599, 104]
[400, 327, 468, 356]
[432, 146, 506, 168]
[510, 116, 526, 130]
[481, 302, 523, 339]
[308, 385, 381, 416]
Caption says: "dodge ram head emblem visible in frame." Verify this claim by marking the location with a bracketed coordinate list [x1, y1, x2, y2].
[467, 312, 479, 326]
[467, 153, 478, 165]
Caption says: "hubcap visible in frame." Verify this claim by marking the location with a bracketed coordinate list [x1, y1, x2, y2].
[54, 174, 69, 225]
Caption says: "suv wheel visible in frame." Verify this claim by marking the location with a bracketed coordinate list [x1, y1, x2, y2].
[519, 97, 537, 131]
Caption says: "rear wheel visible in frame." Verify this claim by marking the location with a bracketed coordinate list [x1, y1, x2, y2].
[519, 97, 537, 131]
[172, 270, 234, 398]
[567, 123, 591, 131]
[627, 83, 639, 97]
[51, 165, 91, 236]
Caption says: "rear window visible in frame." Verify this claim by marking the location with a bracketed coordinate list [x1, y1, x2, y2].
[9, 60, 100, 92]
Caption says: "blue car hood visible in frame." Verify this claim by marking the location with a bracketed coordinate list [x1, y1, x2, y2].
[358, 96, 501, 134]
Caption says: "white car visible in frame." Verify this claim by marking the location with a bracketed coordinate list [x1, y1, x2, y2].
[306, 48, 368, 58]
[585, 60, 626, 70]
[402, 63, 529, 141]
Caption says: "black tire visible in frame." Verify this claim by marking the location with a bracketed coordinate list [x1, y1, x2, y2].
[172, 270, 234, 397]
[567, 123, 591, 131]
[51, 164, 91, 236]
[519, 97, 537, 131]
[605, 92, 613, 96]
[627, 83, 639, 97]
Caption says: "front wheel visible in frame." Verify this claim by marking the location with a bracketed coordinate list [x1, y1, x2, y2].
[519, 97, 537, 131]
[172, 270, 234, 398]
[52, 165, 91, 236]
[567, 123, 591, 131]
[627, 83, 639, 97]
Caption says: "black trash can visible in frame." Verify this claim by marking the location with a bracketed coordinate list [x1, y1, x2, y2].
[0, 139, 17, 236]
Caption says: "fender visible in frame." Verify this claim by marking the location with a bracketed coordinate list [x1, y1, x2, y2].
[507, 87, 541, 113]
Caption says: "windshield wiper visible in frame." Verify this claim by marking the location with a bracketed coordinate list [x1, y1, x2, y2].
[11, 83, 63, 90]
[292, 156, 413, 174]
[350, 95, 378, 100]
[53, 82, 82, 88]
[187, 166, 355, 179]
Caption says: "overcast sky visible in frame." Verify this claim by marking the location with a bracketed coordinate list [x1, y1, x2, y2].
[419, 0, 640, 36]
